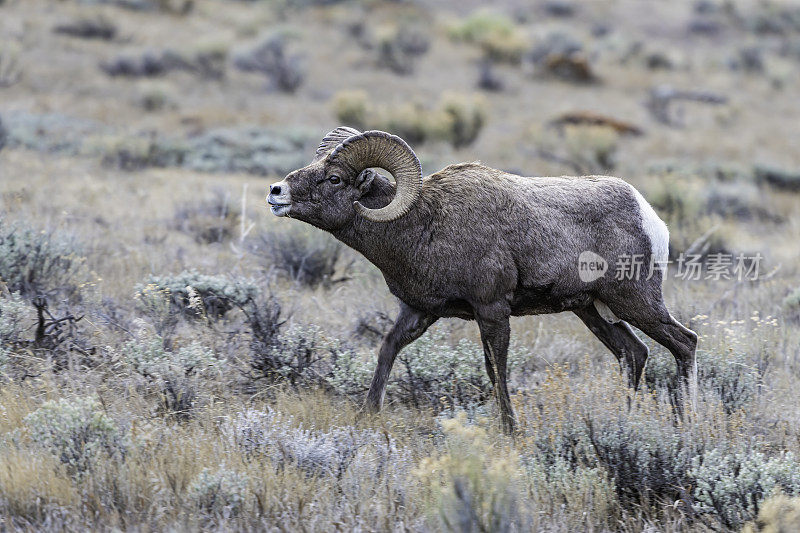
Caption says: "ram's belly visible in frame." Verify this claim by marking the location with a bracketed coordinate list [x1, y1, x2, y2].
[509, 286, 593, 316]
[388, 281, 593, 320]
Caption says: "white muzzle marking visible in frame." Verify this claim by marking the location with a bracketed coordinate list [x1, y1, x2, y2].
[267, 180, 291, 217]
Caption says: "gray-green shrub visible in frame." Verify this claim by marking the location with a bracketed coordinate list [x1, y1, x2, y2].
[250, 228, 344, 289]
[448, 9, 527, 65]
[233, 36, 304, 93]
[327, 326, 527, 410]
[331, 90, 487, 149]
[122, 332, 223, 417]
[0, 292, 28, 375]
[188, 467, 250, 517]
[252, 324, 355, 389]
[173, 190, 240, 244]
[137, 271, 258, 320]
[23, 396, 122, 476]
[783, 287, 800, 320]
[248, 322, 528, 412]
[645, 349, 759, 413]
[375, 23, 431, 75]
[519, 365, 716, 510]
[122, 335, 222, 377]
[0, 221, 87, 299]
[224, 408, 409, 480]
[690, 449, 800, 529]
[582, 411, 700, 503]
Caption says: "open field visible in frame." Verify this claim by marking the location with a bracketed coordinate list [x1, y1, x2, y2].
[1, 0, 800, 530]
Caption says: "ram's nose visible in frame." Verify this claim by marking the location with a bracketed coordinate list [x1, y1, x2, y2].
[267, 180, 292, 217]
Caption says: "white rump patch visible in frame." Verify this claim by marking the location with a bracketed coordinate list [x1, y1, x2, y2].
[629, 184, 670, 270]
[594, 299, 621, 324]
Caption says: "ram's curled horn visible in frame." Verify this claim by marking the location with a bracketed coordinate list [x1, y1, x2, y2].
[328, 130, 423, 223]
[314, 126, 362, 161]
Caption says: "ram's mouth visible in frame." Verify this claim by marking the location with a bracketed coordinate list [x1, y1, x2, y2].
[269, 203, 291, 217]
[267, 198, 291, 217]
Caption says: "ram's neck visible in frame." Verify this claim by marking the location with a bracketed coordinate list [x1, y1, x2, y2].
[330, 177, 424, 281]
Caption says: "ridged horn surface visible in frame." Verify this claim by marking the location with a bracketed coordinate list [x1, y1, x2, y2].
[327, 130, 422, 223]
[314, 126, 361, 161]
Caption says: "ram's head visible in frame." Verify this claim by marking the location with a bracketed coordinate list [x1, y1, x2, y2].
[267, 127, 422, 230]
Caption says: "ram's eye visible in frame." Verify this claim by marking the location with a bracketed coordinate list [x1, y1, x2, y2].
[329, 175, 341, 185]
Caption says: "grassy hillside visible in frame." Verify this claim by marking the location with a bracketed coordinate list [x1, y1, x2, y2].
[1, 0, 800, 530]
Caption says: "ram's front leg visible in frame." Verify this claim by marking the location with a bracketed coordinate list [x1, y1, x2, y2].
[364, 303, 437, 412]
[474, 301, 515, 434]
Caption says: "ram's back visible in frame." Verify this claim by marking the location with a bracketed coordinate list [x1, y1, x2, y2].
[419, 163, 656, 292]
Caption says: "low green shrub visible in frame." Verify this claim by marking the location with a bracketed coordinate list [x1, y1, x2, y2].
[182, 126, 312, 176]
[250, 228, 344, 289]
[448, 10, 518, 43]
[122, 335, 221, 377]
[0, 292, 29, 375]
[252, 324, 357, 389]
[418, 414, 533, 531]
[122, 332, 223, 417]
[332, 90, 370, 131]
[0, 221, 87, 299]
[332, 90, 486, 149]
[3, 110, 98, 155]
[0, 114, 7, 152]
[375, 23, 431, 75]
[188, 467, 250, 517]
[0, 41, 22, 88]
[525, 456, 616, 526]
[529, 123, 618, 174]
[641, 174, 708, 234]
[380, 102, 431, 144]
[306, 325, 526, 410]
[645, 349, 759, 413]
[389, 329, 526, 409]
[690, 449, 800, 529]
[137, 271, 258, 320]
[440, 92, 487, 148]
[225, 408, 408, 480]
[24, 396, 122, 476]
[100, 46, 221, 79]
[743, 3, 800, 35]
[138, 81, 178, 112]
[233, 36, 304, 93]
[783, 287, 800, 320]
[173, 189, 240, 244]
[248, 321, 528, 412]
[563, 124, 619, 172]
[448, 9, 527, 65]
[582, 409, 699, 503]
[705, 181, 777, 222]
[519, 365, 711, 509]
[97, 134, 188, 171]
[54, 16, 117, 41]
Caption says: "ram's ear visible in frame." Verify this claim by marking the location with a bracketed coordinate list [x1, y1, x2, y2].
[355, 169, 378, 195]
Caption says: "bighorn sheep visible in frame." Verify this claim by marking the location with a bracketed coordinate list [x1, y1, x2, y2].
[268, 127, 697, 433]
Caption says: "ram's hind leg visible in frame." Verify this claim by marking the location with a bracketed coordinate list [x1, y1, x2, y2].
[574, 304, 650, 389]
[630, 310, 697, 383]
[602, 294, 698, 385]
